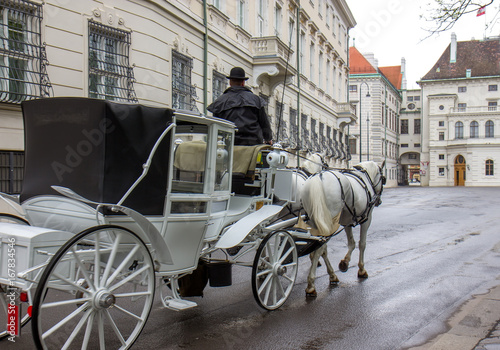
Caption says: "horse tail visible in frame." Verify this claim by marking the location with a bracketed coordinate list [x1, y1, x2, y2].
[303, 175, 334, 236]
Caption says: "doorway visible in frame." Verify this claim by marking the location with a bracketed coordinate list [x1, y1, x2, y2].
[454, 155, 466, 186]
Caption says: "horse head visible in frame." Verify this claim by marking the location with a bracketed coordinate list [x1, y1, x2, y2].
[353, 161, 386, 199]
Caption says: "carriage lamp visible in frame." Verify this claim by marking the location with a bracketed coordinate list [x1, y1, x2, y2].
[266, 149, 289, 168]
[216, 140, 228, 163]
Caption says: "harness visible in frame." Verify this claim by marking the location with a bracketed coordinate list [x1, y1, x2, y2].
[319, 167, 385, 227]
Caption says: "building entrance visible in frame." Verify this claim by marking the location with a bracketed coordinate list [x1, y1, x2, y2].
[454, 155, 466, 186]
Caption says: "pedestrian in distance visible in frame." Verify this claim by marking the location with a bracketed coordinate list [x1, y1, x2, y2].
[208, 67, 273, 146]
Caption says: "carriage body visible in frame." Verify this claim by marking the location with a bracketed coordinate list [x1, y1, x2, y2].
[0, 97, 309, 346]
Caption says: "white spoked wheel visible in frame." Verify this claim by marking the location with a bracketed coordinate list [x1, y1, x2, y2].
[32, 225, 155, 350]
[0, 213, 31, 340]
[0, 213, 30, 225]
[252, 230, 298, 310]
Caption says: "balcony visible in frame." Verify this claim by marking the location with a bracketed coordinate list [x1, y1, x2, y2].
[450, 106, 498, 114]
[337, 102, 357, 127]
[251, 36, 296, 86]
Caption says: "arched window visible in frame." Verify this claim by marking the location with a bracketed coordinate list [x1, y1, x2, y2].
[470, 121, 478, 138]
[486, 160, 494, 176]
[486, 120, 494, 138]
[455, 121, 464, 139]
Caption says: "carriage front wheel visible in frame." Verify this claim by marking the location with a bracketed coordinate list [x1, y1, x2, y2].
[32, 225, 155, 350]
[252, 230, 298, 310]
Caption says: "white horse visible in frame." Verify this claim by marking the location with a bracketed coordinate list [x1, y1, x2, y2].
[300, 161, 386, 297]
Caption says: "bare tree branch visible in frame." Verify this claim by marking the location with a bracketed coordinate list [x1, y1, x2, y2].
[421, 0, 495, 36]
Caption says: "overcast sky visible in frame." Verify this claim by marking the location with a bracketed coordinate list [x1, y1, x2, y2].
[348, 1, 500, 89]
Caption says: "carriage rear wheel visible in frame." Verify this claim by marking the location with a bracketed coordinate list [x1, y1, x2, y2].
[252, 230, 298, 310]
[32, 225, 155, 350]
[0, 213, 31, 340]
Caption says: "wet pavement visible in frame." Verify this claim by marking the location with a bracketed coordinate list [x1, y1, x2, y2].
[3, 186, 500, 349]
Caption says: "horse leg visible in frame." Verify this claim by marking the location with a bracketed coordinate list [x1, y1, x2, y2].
[357, 217, 372, 279]
[339, 225, 355, 272]
[306, 247, 322, 297]
[320, 243, 339, 284]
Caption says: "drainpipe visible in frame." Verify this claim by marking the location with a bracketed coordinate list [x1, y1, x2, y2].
[384, 86, 388, 178]
[296, 1, 301, 167]
[203, 0, 208, 115]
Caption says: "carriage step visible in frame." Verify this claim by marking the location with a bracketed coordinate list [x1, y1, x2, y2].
[163, 298, 198, 311]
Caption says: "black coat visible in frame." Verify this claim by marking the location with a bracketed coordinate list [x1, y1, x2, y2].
[208, 86, 272, 145]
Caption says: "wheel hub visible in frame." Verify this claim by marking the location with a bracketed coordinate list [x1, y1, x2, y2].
[94, 290, 116, 309]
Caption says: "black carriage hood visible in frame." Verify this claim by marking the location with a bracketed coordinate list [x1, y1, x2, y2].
[20, 97, 174, 215]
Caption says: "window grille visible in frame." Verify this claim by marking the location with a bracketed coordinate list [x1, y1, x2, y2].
[274, 100, 288, 143]
[289, 107, 298, 149]
[301, 113, 311, 151]
[88, 21, 136, 102]
[172, 50, 197, 111]
[0, 151, 24, 194]
[414, 119, 421, 134]
[212, 70, 226, 102]
[0, 0, 51, 104]
[400, 119, 408, 134]
[311, 118, 319, 152]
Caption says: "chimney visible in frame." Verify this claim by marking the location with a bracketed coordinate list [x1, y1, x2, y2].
[450, 32, 457, 63]
[401, 57, 407, 90]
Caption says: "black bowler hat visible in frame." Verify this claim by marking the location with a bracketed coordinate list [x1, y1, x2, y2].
[226, 67, 249, 80]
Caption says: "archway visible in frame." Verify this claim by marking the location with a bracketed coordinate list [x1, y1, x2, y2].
[454, 155, 466, 186]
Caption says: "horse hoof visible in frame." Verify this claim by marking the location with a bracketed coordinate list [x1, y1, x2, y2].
[339, 261, 349, 272]
[358, 271, 369, 279]
[305, 288, 317, 297]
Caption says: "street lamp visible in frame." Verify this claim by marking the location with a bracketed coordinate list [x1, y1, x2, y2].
[359, 82, 370, 162]
[366, 114, 370, 161]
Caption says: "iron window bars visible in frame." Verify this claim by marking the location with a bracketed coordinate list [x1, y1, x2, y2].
[172, 50, 197, 111]
[0, 0, 51, 104]
[88, 20, 137, 102]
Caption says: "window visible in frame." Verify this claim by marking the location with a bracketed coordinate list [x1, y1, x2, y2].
[309, 43, 314, 83]
[401, 144, 408, 148]
[486, 120, 494, 138]
[289, 107, 298, 149]
[414, 96, 420, 101]
[0, 0, 50, 103]
[238, 0, 245, 28]
[457, 103, 466, 112]
[488, 101, 497, 111]
[414, 119, 421, 134]
[407, 96, 413, 102]
[470, 121, 479, 138]
[414, 143, 421, 147]
[311, 118, 318, 151]
[275, 100, 287, 141]
[458, 86, 467, 93]
[326, 60, 330, 94]
[257, 0, 265, 36]
[299, 31, 305, 72]
[318, 52, 323, 90]
[439, 121, 445, 127]
[439, 154, 445, 160]
[401, 119, 408, 134]
[212, 70, 226, 102]
[274, 3, 282, 37]
[485, 160, 494, 176]
[0, 151, 24, 194]
[439, 167, 445, 176]
[349, 85, 357, 92]
[213, 0, 221, 9]
[455, 121, 464, 139]
[172, 50, 197, 111]
[88, 21, 136, 101]
[348, 138, 356, 155]
[301, 113, 311, 151]
[439, 132, 445, 140]
[488, 85, 498, 91]
[408, 153, 417, 159]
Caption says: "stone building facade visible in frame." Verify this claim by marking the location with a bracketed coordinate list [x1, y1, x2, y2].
[0, 0, 357, 194]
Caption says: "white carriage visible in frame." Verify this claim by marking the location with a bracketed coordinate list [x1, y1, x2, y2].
[0, 97, 324, 349]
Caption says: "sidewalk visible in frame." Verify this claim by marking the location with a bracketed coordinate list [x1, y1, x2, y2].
[410, 279, 500, 350]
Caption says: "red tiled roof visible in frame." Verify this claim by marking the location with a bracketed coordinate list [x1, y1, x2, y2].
[349, 46, 377, 74]
[379, 66, 403, 90]
[421, 38, 500, 80]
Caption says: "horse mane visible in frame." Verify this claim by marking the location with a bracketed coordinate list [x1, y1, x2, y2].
[353, 161, 379, 183]
[302, 154, 323, 175]
[303, 175, 334, 236]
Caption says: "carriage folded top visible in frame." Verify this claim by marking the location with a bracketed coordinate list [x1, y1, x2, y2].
[20, 97, 174, 215]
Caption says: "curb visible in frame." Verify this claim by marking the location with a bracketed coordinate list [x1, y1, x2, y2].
[410, 280, 500, 350]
